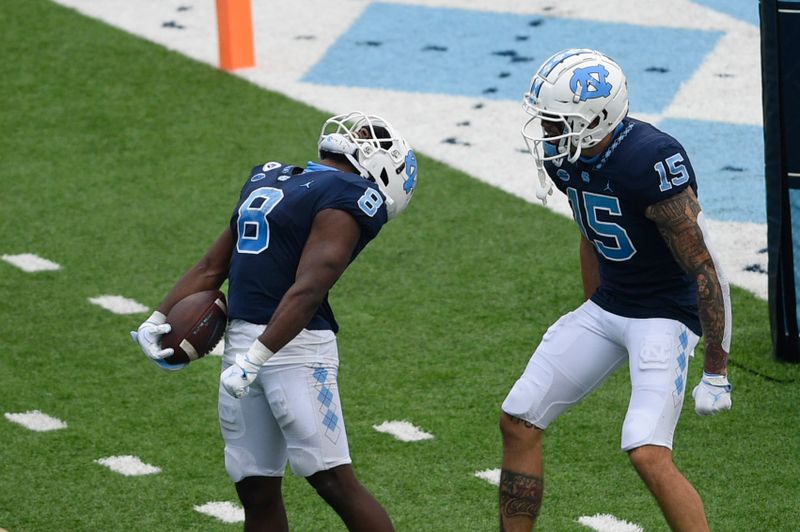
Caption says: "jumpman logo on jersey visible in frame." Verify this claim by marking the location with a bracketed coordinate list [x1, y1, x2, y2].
[569, 64, 612, 101]
[300, 180, 314, 189]
[604, 180, 613, 193]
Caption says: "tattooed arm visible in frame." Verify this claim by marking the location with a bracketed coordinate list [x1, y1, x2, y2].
[645, 188, 730, 375]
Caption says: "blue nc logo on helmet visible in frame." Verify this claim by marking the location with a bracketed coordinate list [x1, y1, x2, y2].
[403, 150, 418, 194]
[569, 64, 612, 101]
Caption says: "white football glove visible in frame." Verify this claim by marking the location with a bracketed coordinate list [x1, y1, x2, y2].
[130, 311, 186, 372]
[534, 167, 554, 206]
[220, 340, 275, 398]
[692, 372, 732, 416]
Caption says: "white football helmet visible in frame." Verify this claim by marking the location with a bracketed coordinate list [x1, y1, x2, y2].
[521, 49, 629, 203]
[318, 112, 417, 220]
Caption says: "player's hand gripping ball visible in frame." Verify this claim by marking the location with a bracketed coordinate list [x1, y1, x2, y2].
[160, 290, 228, 366]
[132, 290, 228, 371]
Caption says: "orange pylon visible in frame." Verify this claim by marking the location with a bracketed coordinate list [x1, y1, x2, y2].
[215, 0, 255, 71]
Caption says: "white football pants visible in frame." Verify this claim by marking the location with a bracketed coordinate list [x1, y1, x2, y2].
[218, 320, 351, 481]
[502, 300, 699, 451]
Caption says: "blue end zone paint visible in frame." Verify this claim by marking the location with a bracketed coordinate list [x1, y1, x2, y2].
[659, 119, 765, 224]
[303, 3, 722, 114]
[691, 0, 760, 27]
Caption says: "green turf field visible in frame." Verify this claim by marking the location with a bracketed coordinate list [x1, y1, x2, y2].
[1, 1, 799, 530]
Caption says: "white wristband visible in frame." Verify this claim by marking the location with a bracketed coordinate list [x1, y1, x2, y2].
[148, 311, 167, 325]
[246, 340, 275, 366]
[702, 372, 730, 387]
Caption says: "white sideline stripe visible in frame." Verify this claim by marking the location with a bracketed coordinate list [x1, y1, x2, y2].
[88, 295, 149, 315]
[474, 468, 500, 486]
[194, 501, 245, 524]
[210, 339, 225, 356]
[2, 253, 61, 272]
[4, 410, 67, 432]
[94, 455, 161, 476]
[372, 420, 434, 442]
[578, 513, 644, 532]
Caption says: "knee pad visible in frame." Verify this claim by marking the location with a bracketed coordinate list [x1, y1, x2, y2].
[287, 443, 324, 477]
[225, 444, 260, 483]
[621, 389, 673, 451]
[501, 359, 554, 427]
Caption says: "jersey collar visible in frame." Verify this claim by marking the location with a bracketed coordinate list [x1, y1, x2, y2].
[579, 121, 626, 165]
[304, 161, 340, 173]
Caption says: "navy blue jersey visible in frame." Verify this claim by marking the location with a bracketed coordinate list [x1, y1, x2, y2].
[227, 161, 388, 332]
[545, 117, 701, 335]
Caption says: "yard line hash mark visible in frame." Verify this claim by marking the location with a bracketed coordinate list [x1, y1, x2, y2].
[194, 501, 245, 523]
[578, 513, 644, 532]
[89, 295, 149, 314]
[5, 410, 67, 432]
[2, 253, 61, 272]
[474, 468, 500, 486]
[94, 455, 161, 476]
[372, 420, 433, 442]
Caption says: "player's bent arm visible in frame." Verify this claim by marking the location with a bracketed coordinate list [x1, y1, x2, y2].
[645, 188, 731, 375]
[259, 208, 362, 353]
[156, 227, 234, 315]
[580, 234, 601, 300]
[133, 227, 233, 369]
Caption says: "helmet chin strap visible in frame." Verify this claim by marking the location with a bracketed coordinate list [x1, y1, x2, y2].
[566, 141, 583, 163]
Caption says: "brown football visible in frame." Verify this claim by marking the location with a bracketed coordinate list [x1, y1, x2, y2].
[161, 290, 228, 365]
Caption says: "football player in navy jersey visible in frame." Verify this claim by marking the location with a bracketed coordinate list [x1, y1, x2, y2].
[499, 50, 732, 531]
[132, 112, 417, 531]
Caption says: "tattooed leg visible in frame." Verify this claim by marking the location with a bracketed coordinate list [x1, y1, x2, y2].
[499, 470, 543, 530]
[499, 413, 544, 531]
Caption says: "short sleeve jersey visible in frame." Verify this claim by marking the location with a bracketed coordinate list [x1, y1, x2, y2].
[227, 161, 388, 332]
[544, 117, 701, 335]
